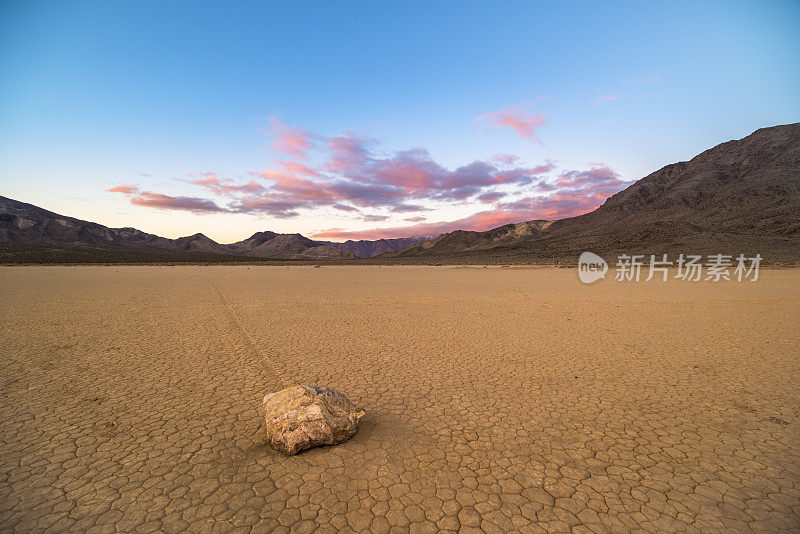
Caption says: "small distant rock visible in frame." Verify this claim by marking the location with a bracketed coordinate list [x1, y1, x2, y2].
[262, 385, 365, 455]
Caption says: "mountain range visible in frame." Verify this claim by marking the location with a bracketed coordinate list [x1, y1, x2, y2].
[2, 123, 798, 264]
[0, 198, 429, 262]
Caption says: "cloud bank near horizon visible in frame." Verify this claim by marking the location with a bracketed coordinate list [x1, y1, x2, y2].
[312, 163, 627, 240]
[108, 117, 630, 241]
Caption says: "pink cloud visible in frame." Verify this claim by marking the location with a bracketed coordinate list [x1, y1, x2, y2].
[187, 173, 265, 195]
[106, 119, 628, 235]
[266, 118, 317, 159]
[553, 163, 627, 195]
[476, 105, 546, 141]
[326, 134, 373, 173]
[108, 184, 226, 213]
[310, 163, 630, 240]
[107, 184, 139, 194]
[498, 193, 604, 221]
[258, 168, 341, 204]
[278, 161, 321, 177]
[500, 164, 630, 219]
[131, 192, 226, 213]
[213, 140, 556, 216]
[323, 142, 555, 202]
[491, 153, 521, 166]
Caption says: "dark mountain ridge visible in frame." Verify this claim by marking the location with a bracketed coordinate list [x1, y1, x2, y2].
[319, 237, 430, 258]
[0, 197, 424, 261]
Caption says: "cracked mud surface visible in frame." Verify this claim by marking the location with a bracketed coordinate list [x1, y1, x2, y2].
[1, 265, 799, 533]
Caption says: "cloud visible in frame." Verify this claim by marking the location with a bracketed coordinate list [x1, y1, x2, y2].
[193, 127, 557, 217]
[391, 203, 427, 213]
[318, 138, 556, 203]
[108, 185, 226, 213]
[187, 172, 266, 195]
[228, 196, 302, 218]
[553, 163, 627, 194]
[594, 94, 620, 104]
[265, 118, 317, 159]
[498, 193, 602, 221]
[500, 163, 630, 219]
[491, 153, 520, 166]
[332, 203, 359, 212]
[361, 214, 389, 222]
[476, 105, 546, 141]
[476, 191, 507, 204]
[107, 184, 139, 194]
[326, 134, 375, 173]
[131, 192, 226, 213]
[107, 119, 629, 238]
[111, 159, 626, 227]
[311, 163, 630, 241]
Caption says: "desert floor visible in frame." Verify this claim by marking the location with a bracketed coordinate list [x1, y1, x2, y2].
[1, 265, 799, 533]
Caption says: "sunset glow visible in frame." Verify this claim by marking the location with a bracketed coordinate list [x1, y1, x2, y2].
[2, 1, 798, 242]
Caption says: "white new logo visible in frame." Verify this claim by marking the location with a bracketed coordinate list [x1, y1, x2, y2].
[578, 252, 608, 283]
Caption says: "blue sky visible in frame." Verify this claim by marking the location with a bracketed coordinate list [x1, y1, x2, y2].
[1, 0, 798, 242]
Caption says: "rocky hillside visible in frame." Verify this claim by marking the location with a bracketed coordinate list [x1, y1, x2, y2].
[0, 197, 358, 260]
[227, 232, 354, 259]
[321, 237, 430, 258]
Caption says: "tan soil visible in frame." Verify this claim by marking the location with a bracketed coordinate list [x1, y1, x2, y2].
[1, 266, 798, 532]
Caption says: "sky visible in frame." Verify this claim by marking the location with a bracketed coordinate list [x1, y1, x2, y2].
[1, 1, 798, 243]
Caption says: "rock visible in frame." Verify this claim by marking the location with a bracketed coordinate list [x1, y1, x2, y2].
[262, 385, 365, 455]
